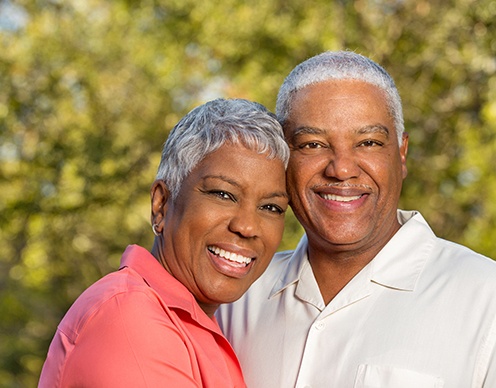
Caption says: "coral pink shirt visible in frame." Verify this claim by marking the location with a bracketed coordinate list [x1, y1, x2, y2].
[39, 245, 246, 387]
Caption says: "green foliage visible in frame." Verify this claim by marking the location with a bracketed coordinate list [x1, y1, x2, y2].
[1, 0, 495, 385]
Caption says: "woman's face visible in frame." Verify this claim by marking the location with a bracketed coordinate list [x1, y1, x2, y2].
[154, 143, 288, 317]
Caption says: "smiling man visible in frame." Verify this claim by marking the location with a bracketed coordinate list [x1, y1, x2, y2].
[217, 51, 496, 388]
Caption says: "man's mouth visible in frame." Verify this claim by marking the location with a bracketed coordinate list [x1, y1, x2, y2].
[319, 193, 363, 202]
[207, 246, 253, 266]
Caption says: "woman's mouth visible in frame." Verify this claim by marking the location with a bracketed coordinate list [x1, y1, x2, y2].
[207, 245, 253, 267]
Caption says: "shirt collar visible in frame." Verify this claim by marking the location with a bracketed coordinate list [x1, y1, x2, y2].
[270, 234, 310, 298]
[119, 245, 214, 326]
[269, 210, 436, 296]
[370, 210, 436, 291]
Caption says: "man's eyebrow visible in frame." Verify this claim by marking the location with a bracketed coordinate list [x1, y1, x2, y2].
[288, 126, 326, 140]
[287, 124, 391, 142]
[356, 124, 390, 138]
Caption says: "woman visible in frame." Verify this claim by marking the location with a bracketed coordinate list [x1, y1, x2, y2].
[38, 98, 289, 387]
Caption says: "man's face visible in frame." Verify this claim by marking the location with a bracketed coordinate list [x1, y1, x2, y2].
[284, 80, 408, 255]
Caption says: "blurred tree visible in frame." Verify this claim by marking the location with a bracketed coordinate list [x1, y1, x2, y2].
[0, 0, 494, 385]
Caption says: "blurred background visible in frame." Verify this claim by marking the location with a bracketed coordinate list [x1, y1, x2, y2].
[1, 0, 495, 385]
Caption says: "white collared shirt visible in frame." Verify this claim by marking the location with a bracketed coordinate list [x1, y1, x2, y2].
[217, 210, 496, 388]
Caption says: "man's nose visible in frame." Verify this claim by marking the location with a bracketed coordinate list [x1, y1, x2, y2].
[324, 150, 360, 181]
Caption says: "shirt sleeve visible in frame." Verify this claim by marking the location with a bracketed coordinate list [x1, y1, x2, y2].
[59, 290, 202, 388]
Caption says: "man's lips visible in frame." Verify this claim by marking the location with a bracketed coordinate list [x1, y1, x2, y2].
[312, 184, 372, 206]
[318, 193, 363, 202]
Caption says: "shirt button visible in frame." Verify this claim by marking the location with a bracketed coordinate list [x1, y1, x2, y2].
[314, 321, 325, 330]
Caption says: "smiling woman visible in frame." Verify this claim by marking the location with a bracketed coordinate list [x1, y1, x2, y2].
[38, 99, 289, 388]
[152, 143, 288, 317]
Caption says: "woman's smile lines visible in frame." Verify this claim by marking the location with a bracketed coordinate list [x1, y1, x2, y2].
[208, 246, 253, 266]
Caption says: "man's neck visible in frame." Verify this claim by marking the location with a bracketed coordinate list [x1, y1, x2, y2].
[307, 220, 401, 305]
[308, 249, 374, 305]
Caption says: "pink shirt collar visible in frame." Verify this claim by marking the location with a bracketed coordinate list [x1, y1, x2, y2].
[119, 244, 221, 332]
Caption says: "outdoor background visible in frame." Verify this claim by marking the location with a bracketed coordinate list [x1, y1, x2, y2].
[1, 0, 495, 386]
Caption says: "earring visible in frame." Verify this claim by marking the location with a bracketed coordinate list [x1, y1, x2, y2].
[152, 224, 160, 236]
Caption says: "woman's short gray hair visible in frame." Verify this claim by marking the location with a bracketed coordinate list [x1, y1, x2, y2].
[276, 51, 404, 143]
[156, 98, 290, 200]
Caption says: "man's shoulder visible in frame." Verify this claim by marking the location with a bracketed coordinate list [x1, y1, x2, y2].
[418, 235, 496, 305]
[219, 248, 300, 310]
[433, 237, 496, 281]
[402, 210, 496, 282]
[273, 248, 296, 264]
[255, 248, 298, 283]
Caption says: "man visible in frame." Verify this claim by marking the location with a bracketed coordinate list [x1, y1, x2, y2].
[217, 51, 496, 387]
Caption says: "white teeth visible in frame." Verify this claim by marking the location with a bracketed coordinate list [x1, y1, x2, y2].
[321, 193, 362, 202]
[208, 246, 253, 265]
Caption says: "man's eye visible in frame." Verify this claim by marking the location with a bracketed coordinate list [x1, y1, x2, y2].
[300, 142, 323, 149]
[359, 140, 383, 147]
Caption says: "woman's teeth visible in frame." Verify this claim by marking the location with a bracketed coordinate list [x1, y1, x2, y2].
[208, 246, 253, 265]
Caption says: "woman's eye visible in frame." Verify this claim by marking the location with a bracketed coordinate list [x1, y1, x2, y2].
[261, 204, 285, 214]
[210, 190, 235, 201]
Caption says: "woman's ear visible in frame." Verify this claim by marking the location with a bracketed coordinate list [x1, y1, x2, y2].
[150, 180, 170, 235]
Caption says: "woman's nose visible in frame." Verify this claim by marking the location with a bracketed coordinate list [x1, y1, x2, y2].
[228, 207, 260, 238]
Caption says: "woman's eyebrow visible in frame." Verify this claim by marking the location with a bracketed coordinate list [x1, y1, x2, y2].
[202, 175, 240, 188]
[263, 191, 289, 201]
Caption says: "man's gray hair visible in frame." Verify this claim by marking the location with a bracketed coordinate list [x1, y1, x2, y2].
[276, 51, 404, 142]
[156, 98, 289, 200]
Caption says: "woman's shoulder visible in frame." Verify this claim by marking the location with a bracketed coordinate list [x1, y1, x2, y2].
[57, 268, 172, 342]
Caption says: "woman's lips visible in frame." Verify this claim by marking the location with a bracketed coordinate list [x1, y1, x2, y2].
[207, 245, 256, 278]
[207, 245, 253, 266]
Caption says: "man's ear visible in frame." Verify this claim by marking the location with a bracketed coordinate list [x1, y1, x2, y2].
[150, 180, 170, 234]
[400, 132, 409, 179]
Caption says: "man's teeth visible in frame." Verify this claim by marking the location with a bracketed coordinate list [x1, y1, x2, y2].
[208, 246, 253, 265]
[320, 193, 362, 202]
